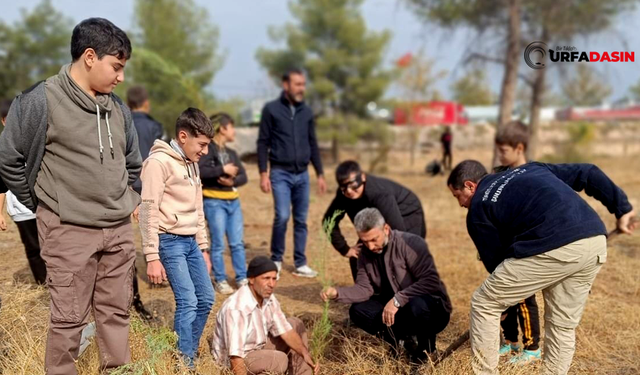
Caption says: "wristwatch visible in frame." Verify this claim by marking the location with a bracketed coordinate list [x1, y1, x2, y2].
[393, 297, 400, 308]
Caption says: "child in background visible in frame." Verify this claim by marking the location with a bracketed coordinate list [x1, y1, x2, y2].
[494, 120, 541, 364]
[198, 113, 248, 295]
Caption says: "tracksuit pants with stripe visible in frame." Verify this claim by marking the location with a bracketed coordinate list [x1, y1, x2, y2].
[501, 295, 540, 350]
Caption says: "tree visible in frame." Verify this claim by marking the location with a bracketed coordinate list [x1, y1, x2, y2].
[629, 80, 640, 102]
[561, 64, 612, 107]
[123, 0, 223, 131]
[0, 0, 72, 97]
[256, 0, 393, 163]
[406, 0, 522, 167]
[451, 68, 495, 105]
[395, 50, 446, 166]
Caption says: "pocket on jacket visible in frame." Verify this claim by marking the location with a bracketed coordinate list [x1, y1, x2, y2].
[47, 270, 81, 324]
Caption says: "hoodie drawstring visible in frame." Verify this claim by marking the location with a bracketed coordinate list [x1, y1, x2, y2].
[96, 104, 115, 164]
[105, 112, 115, 160]
[96, 105, 104, 164]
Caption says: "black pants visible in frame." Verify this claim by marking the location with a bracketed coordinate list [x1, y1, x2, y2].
[348, 214, 426, 281]
[349, 294, 450, 354]
[16, 219, 47, 285]
[501, 295, 540, 350]
[442, 148, 452, 170]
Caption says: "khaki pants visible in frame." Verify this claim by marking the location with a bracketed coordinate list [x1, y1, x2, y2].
[37, 205, 136, 375]
[243, 317, 313, 375]
[470, 236, 606, 375]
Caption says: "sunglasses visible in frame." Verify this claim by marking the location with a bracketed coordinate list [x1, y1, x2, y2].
[339, 174, 364, 193]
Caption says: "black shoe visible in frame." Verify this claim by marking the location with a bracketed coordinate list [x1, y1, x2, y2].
[133, 296, 154, 322]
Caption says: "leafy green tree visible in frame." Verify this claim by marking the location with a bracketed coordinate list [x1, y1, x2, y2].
[256, 0, 393, 162]
[451, 68, 494, 106]
[0, 0, 72, 97]
[561, 64, 612, 106]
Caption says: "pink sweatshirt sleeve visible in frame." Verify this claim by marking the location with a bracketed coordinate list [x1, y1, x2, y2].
[195, 166, 208, 250]
[140, 158, 167, 262]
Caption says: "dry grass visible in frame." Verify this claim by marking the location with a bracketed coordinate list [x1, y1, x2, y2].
[0, 149, 639, 374]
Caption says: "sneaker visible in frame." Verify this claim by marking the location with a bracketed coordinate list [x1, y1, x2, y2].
[509, 348, 541, 365]
[499, 343, 521, 356]
[215, 280, 235, 295]
[274, 261, 282, 280]
[237, 279, 248, 288]
[292, 264, 318, 278]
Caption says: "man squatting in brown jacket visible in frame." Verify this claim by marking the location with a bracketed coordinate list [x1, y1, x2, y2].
[321, 208, 451, 363]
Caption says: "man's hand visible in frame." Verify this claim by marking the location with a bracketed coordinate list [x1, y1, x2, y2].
[382, 298, 399, 326]
[218, 176, 235, 187]
[345, 244, 362, 259]
[617, 210, 638, 234]
[260, 172, 271, 194]
[302, 352, 320, 374]
[147, 260, 167, 285]
[132, 205, 140, 223]
[0, 216, 6, 231]
[317, 175, 327, 195]
[202, 250, 212, 274]
[320, 286, 338, 302]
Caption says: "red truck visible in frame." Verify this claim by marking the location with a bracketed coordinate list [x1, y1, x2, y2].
[394, 101, 468, 126]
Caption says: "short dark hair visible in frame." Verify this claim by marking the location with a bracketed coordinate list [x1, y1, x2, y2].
[210, 112, 235, 134]
[126, 85, 148, 110]
[447, 160, 488, 190]
[0, 98, 12, 120]
[282, 68, 304, 82]
[71, 18, 132, 62]
[175, 108, 215, 138]
[495, 121, 529, 150]
[336, 160, 362, 183]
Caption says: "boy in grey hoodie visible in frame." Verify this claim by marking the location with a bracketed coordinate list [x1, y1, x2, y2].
[0, 18, 141, 375]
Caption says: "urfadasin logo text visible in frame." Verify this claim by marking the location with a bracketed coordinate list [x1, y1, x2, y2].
[524, 41, 635, 69]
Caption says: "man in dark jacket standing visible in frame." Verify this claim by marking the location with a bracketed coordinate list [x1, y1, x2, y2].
[323, 160, 426, 280]
[321, 208, 451, 363]
[127, 85, 164, 194]
[257, 68, 326, 278]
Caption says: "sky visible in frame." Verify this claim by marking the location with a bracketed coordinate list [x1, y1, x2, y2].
[2, 0, 640, 103]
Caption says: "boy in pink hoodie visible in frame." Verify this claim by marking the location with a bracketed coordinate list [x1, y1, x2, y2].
[140, 107, 215, 368]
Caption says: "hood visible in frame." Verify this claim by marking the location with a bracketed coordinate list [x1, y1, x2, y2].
[57, 64, 113, 114]
[149, 139, 199, 184]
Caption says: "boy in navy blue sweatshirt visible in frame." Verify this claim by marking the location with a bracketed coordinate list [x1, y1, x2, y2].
[447, 160, 635, 375]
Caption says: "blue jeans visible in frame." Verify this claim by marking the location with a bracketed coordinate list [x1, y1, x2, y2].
[270, 169, 309, 268]
[203, 198, 247, 283]
[159, 234, 215, 362]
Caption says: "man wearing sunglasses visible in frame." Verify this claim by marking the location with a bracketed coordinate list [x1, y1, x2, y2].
[323, 160, 426, 280]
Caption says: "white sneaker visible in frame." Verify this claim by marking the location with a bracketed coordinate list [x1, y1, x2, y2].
[215, 280, 235, 295]
[274, 261, 282, 280]
[237, 279, 248, 288]
[293, 265, 318, 278]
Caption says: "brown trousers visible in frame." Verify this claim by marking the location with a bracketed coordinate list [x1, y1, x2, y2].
[243, 317, 314, 375]
[37, 205, 136, 375]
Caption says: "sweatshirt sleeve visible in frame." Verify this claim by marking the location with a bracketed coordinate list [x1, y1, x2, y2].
[335, 255, 374, 303]
[373, 193, 407, 232]
[543, 163, 633, 218]
[257, 106, 272, 174]
[231, 149, 248, 187]
[199, 144, 225, 181]
[124, 117, 143, 186]
[323, 194, 350, 255]
[466, 215, 506, 273]
[308, 115, 324, 176]
[0, 97, 34, 210]
[196, 165, 208, 250]
[139, 158, 166, 262]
